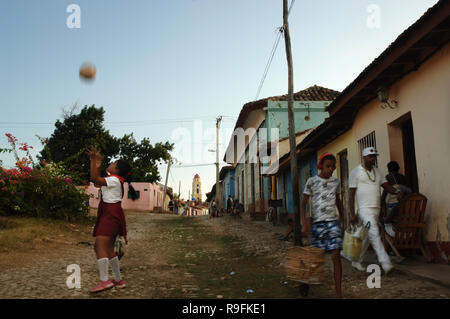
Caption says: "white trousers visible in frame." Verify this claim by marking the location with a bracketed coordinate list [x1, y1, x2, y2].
[357, 207, 392, 271]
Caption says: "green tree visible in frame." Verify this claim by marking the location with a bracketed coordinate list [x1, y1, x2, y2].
[39, 105, 173, 184]
[118, 134, 172, 183]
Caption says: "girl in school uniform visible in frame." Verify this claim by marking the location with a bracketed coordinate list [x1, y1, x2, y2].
[86, 145, 137, 293]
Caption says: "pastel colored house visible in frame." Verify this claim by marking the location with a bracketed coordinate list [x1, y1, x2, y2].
[184, 202, 205, 216]
[224, 85, 340, 220]
[85, 182, 164, 212]
[219, 165, 235, 210]
[293, 1, 450, 261]
[263, 129, 320, 223]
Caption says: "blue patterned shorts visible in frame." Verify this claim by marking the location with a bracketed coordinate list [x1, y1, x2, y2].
[311, 220, 342, 252]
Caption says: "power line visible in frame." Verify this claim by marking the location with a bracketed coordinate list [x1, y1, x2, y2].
[171, 163, 216, 168]
[0, 116, 237, 129]
[288, 0, 296, 15]
[255, 29, 283, 101]
[169, 170, 177, 188]
[0, 116, 237, 126]
[254, 0, 296, 101]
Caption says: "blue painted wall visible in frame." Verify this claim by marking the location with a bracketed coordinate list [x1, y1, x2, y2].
[277, 173, 285, 212]
[222, 169, 235, 206]
[229, 169, 235, 198]
[286, 169, 293, 213]
[263, 175, 269, 200]
[299, 153, 318, 193]
[299, 153, 318, 217]
[274, 155, 317, 216]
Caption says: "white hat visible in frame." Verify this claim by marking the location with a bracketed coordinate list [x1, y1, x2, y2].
[362, 147, 378, 157]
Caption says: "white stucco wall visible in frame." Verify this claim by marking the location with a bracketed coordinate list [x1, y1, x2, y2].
[351, 42, 450, 241]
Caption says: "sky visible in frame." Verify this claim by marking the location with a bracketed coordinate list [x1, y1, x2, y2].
[0, 0, 439, 201]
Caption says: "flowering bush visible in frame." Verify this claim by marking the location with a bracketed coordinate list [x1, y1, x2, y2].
[0, 134, 89, 221]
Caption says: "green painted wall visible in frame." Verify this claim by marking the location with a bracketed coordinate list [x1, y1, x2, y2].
[266, 100, 330, 142]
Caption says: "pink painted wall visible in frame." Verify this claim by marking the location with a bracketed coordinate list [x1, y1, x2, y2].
[85, 182, 165, 212]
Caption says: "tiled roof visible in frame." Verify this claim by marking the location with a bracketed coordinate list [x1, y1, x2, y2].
[327, 0, 449, 115]
[271, 85, 341, 102]
[224, 85, 340, 162]
[298, 0, 449, 155]
[243, 85, 340, 110]
[232, 85, 340, 134]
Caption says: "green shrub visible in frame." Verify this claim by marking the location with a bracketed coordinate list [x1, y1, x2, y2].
[0, 134, 89, 221]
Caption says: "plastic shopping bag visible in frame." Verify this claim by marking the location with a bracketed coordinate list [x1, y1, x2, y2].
[341, 222, 370, 262]
[353, 221, 370, 241]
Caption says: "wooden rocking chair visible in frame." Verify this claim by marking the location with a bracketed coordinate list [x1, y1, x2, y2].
[381, 193, 432, 262]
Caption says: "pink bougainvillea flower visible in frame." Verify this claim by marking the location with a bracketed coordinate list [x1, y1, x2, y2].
[5, 133, 18, 143]
[63, 178, 73, 184]
[23, 167, 33, 173]
[1, 187, 8, 191]
[18, 143, 34, 151]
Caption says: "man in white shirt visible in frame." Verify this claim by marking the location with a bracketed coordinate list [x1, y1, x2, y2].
[349, 147, 403, 274]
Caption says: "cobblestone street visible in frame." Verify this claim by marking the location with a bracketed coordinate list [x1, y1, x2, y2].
[0, 213, 448, 299]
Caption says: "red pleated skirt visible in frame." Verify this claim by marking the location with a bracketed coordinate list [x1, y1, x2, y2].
[93, 201, 127, 237]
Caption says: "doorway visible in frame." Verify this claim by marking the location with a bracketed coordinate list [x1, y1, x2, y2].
[401, 118, 419, 192]
[388, 112, 419, 193]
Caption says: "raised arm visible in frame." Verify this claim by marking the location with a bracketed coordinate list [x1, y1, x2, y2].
[86, 145, 107, 186]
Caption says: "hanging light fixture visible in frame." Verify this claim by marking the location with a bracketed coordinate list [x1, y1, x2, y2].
[304, 103, 311, 121]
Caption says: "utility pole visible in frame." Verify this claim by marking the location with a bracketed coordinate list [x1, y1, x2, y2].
[283, 0, 302, 246]
[216, 116, 222, 209]
[162, 157, 171, 211]
[179, 180, 181, 199]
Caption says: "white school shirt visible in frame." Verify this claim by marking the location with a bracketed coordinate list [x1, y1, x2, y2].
[100, 176, 123, 203]
[349, 164, 387, 209]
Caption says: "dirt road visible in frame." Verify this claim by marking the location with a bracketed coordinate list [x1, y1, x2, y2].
[0, 213, 448, 299]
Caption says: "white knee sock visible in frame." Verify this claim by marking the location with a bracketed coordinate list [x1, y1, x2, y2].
[97, 258, 109, 281]
[109, 256, 122, 281]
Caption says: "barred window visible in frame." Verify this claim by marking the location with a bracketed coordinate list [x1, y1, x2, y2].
[358, 131, 378, 167]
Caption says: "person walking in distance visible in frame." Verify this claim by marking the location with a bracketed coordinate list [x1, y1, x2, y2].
[227, 196, 233, 215]
[349, 147, 403, 274]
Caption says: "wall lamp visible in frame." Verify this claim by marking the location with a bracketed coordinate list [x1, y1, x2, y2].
[304, 103, 310, 121]
[377, 86, 398, 109]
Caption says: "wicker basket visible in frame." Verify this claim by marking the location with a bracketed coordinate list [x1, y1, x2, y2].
[285, 246, 325, 285]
